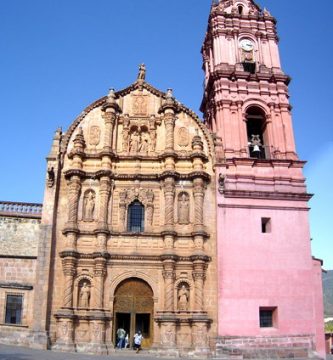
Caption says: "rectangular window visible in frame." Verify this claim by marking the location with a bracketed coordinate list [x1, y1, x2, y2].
[5, 294, 23, 325]
[259, 307, 277, 328]
[261, 217, 271, 233]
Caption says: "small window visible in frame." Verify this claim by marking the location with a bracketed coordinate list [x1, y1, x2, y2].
[238, 5, 243, 15]
[127, 200, 144, 232]
[261, 218, 271, 233]
[5, 294, 23, 325]
[259, 307, 277, 328]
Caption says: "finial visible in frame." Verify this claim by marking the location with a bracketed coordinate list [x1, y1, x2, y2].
[166, 88, 174, 99]
[107, 88, 116, 102]
[137, 63, 146, 81]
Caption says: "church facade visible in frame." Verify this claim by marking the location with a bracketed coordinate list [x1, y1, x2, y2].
[0, 0, 326, 358]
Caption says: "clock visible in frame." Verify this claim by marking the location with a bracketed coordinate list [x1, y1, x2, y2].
[240, 39, 254, 51]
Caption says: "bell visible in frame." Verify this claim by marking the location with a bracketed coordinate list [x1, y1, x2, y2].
[253, 144, 260, 152]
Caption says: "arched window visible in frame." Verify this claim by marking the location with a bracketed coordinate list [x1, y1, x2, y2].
[246, 107, 269, 159]
[127, 200, 144, 232]
[238, 5, 243, 15]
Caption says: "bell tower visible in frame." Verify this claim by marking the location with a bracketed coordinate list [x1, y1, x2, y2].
[201, 1, 326, 358]
[201, 0, 297, 161]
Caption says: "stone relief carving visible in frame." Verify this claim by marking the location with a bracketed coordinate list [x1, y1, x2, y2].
[178, 283, 190, 311]
[132, 95, 148, 116]
[178, 192, 190, 225]
[126, 126, 152, 154]
[178, 127, 190, 147]
[89, 125, 101, 147]
[83, 190, 95, 221]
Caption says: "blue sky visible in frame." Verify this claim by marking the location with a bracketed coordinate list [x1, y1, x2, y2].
[0, 0, 332, 268]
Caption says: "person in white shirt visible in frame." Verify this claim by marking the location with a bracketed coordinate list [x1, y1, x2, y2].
[133, 330, 143, 353]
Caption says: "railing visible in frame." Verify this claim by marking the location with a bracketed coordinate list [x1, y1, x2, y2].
[0, 201, 42, 218]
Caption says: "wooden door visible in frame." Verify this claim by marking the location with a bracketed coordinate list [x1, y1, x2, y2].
[113, 278, 154, 348]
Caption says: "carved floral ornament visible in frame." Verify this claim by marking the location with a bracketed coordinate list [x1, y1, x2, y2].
[119, 188, 154, 207]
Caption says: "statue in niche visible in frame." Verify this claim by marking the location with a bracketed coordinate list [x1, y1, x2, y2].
[178, 284, 189, 311]
[140, 131, 150, 153]
[178, 192, 190, 224]
[129, 130, 140, 153]
[123, 129, 129, 152]
[79, 282, 90, 308]
[83, 190, 95, 221]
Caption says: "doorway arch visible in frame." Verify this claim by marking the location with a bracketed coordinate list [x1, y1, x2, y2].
[113, 277, 154, 348]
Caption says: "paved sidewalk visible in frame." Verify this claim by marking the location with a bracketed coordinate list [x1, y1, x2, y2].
[1, 345, 332, 360]
[0, 345, 156, 360]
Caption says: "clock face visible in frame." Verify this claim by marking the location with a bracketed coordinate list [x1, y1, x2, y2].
[240, 39, 254, 51]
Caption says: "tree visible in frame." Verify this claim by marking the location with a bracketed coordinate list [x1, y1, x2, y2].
[325, 321, 333, 333]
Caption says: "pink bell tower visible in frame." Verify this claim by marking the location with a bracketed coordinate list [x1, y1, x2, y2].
[201, 1, 326, 358]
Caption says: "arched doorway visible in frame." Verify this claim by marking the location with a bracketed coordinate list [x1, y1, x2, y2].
[113, 278, 154, 348]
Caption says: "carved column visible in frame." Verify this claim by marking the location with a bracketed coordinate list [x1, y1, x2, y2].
[191, 131, 204, 171]
[65, 176, 81, 251]
[62, 257, 77, 308]
[163, 177, 175, 249]
[66, 176, 81, 229]
[192, 259, 206, 312]
[146, 189, 154, 230]
[162, 257, 176, 312]
[102, 111, 116, 152]
[96, 176, 112, 252]
[193, 178, 205, 234]
[159, 89, 179, 171]
[93, 258, 106, 309]
[164, 112, 175, 151]
[71, 128, 85, 169]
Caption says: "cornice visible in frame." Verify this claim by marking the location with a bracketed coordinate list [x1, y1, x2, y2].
[62, 168, 211, 183]
[222, 189, 312, 202]
[58, 252, 212, 263]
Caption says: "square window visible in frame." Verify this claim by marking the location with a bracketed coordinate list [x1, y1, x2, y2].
[259, 307, 277, 328]
[5, 294, 23, 325]
[261, 217, 271, 233]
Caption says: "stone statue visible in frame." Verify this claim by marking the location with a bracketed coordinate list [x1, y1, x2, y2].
[83, 191, 95, 221]
[129, 130, 140, 153]
[79, 282, 90, 308]
[123, 129, 129, 152]
[178, 284, 189, 311]
[140, 131, 150, 153]
[137, 63, 146, 81]
[178, 192, 190, 224]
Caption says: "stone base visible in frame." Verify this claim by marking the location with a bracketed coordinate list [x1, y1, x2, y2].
[30, 331, 50, 349]
[76, 342, 110, 355]
[51, 342, 76, 353]
[0, 326, 34, 347]
[214, 334, 323, 360]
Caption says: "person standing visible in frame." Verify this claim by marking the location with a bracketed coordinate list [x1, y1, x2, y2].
[116, 327, 126, 349]
[133, 330, 143, 353]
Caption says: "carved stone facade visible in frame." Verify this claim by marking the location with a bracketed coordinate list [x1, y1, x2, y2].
[30, 78, 217, 356]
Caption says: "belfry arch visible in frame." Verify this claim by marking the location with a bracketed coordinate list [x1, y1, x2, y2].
[113, 278, 154, 348]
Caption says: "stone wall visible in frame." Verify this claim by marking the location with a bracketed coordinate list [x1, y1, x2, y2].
[0, 213, 40, 346]
[215, 335, 320, 359]
[0, 216, 40, 256]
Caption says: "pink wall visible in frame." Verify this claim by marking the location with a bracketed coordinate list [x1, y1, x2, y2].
[216, 172, 326, 357]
